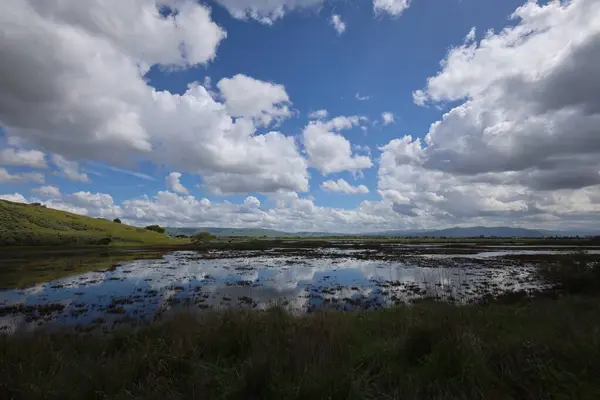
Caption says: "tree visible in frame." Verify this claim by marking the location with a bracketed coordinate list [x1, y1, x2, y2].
[145, 225, 165, 234]
[192, 232, 216, 244]
[113, 218, 122, 223]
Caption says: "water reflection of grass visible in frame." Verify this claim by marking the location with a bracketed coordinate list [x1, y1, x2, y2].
[0, 249, 165, 290]
[2, 296, 600, 399]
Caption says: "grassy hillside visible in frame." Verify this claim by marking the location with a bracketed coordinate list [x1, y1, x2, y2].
[0, 200, 185, 246]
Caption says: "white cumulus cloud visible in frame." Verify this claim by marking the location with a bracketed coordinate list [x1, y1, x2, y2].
[321, 179, 369, 194]
[0, 193, 29, 204]
[217, 74, 292, 126]
[214, 0, 411, 23]
[51, 155, 89, 183]
[165, 172, 188, 194]
[409, 0, 600, 183]
[308, 109, 329, 120]
[330, 14, 346, 35]
[0, 0, 226, 163]
[0, 148, 46, 168]
[244, 196, 261, 208]
[373, 0, 411, 17]
[67, 191, 123, 219]
[381, 112, 395, 125]
[377, 0, 600, 226]
[0, 167, 44, 184]
[0, 1, 309, 195]
[214, 0, 323, 24]
[303, 116, 373, 175]
[32, 185, 61, 199]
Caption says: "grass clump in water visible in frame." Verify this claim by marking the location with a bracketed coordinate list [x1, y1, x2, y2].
[2, 297, 600, 399]
[538, 250, 600, 294]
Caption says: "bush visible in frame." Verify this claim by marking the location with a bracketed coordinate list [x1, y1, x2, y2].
[192, 232, 216, 244]
[113, 218, 121, 224]
[96, 237, 112, 245]
[145, 225, 165, 234]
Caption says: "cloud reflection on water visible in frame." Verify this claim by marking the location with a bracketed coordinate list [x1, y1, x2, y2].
[0, 250, 543, 333]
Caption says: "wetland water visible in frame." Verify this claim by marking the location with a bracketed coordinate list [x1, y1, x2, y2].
[0, 244, 593, 333]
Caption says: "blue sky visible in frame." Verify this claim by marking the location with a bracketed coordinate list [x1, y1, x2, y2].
[1, 0, 599, 232]
[143, 0, 524, 208]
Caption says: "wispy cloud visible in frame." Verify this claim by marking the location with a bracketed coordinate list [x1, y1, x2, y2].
[355, 92, 370, 101]
[308, 109, 329, 120]
[88, 162, 155, 181]
[381, 112, 395, 125]
[330, 14, 346, 35]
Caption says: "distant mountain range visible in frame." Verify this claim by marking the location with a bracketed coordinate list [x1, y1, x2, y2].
[375, 226, 555, 238]
[167, 227, 357, 238]
[166, 227, 294, 238]
[166, 226, 599, 238]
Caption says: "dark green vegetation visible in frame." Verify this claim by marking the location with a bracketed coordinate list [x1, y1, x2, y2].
[145, 225, 166, 234]
[0, 200, 185, 246]
[1, 297, 600, 399]
[191, 231, 216, 243]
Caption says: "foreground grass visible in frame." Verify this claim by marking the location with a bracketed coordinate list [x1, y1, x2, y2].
[2, 297, 600, 399]
[0, 200, 186, 247]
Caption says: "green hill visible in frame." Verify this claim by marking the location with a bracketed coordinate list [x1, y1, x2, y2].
[0, 200, 185, 246]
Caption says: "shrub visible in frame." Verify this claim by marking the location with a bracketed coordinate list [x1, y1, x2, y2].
[113, 218, 122, 224]
[192, 232, 216, 244]
[145, 225, 165, 234]
[96, 237, 112, 245]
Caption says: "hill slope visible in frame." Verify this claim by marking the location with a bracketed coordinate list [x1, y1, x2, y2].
[0, 200, 184, 246]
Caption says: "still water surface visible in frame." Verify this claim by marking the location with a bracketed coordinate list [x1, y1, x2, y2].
[0, 248, 548, 333]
